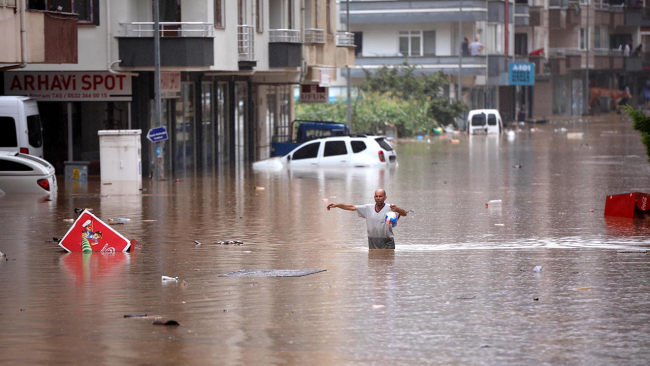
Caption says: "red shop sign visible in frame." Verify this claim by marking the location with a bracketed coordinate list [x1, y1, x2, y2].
[59, 210, 131, 253]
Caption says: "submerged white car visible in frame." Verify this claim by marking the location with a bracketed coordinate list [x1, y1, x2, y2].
[467, 109, 503, 135]
[254, 135, 397, 169]
[0, 152, 56, 195]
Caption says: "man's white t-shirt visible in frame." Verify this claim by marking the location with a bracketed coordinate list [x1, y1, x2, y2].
[356, 203, 397, 249]
[469, 41, 482, 56]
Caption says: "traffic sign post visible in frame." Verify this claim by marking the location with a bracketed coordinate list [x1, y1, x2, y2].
[147, 126, 168, 142]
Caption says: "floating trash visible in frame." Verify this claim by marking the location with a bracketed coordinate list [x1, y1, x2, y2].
[215, 240, 244, 245]
[194, 240, 202, 246]
[533, 266, 543, 272]
[153, 319, 180, 326]
[161, 276, 179, 282]
[124, 314, 147, 318]
[219, 269, 326, 277]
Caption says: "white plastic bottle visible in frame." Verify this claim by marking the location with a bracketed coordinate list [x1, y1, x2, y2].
[161, 276, 178, 281]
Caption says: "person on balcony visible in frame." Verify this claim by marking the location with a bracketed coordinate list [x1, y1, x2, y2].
[462, 37, 470, 56]
[469, 37, 484, 56]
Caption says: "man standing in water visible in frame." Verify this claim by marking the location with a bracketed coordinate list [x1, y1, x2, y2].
[327, 189, 408, 249]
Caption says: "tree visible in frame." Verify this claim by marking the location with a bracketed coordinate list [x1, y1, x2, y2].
[621, 105, 650, 162]
[295, 62, 468, 136]
[359, 63, 468, 128]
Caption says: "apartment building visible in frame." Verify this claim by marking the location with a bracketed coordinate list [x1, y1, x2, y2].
[339, 0, 649, 121]
[0, 0, 354, 178]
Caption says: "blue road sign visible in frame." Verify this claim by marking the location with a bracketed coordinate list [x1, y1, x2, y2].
[508, 62, 535, 86]
[147, 126, 168, 142]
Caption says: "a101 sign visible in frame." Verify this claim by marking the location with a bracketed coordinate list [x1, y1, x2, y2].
[508, 62, 535, 86]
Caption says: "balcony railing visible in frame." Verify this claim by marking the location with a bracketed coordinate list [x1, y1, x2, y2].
[0, 0, 17, 7]
[304, 28, 325, 44]
[593, 48, 625, 56]
[336, 32, 355, 47]
[119, 22, 214, 37]
[269, 29, 301, 43]
[238, 25, 255, 61]
[549, 47, 583, 57]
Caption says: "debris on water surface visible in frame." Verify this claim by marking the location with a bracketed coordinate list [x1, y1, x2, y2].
[153, 319, 180, 326]
[573, 287, 592, 291]
[533, 266, 543, 272]
[457, 295, 477, 300]
[215, 240, 243, 245]
[124, 314, 147, 318]
[161, 276, 178, 282]
[194, 240, 201, 246]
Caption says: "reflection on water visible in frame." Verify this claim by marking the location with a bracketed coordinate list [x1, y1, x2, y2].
[0, 116, 649, 364]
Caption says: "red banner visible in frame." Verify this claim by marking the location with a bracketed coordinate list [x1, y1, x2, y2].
[59, 210, 131, 252]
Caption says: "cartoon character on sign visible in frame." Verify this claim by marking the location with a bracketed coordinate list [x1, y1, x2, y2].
[80, 219, 103, 253]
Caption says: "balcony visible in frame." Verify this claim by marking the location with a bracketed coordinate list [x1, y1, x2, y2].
[623, 0, 650, 26]
[336, 32, 355, 47]
[350, 55, 487, 78]
[304, 28, 325, 44]
[529, 55, 551, 80]
[341, 0, 487, 24]
[593, 48, 624, 69]
[0, 9, 77, 64]
[269, 29, 301, 68]
[117, 22, 214, 67]
[548, 0, 582, 29]
[238, 25, 256, 70]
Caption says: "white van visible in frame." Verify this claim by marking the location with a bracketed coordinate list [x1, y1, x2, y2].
[467, 109, 503, 135]
[0, 96, 44, 158]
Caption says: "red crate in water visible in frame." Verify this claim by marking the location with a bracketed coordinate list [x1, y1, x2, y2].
[604, 192, 650, 218]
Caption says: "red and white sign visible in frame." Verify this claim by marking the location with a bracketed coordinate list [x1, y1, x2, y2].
[161, 71, 181, 99]
[300, 84, 328, 104]
[59, 210, 131, 253]
[4, 72, 132, 101]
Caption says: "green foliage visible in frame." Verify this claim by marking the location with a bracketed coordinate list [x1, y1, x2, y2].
[295, 63, 468, 136]
[621, 105, 650, 162]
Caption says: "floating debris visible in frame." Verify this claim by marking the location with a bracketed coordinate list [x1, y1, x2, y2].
[124, 314, 147, 318]
[215, 240, 244, 245]
[63, 219, 74, 223]
[194, 240, 202, 246]
[161, 276, 178, 282]
[533, 266, 543, 272]
[153, 319, 180, 326]
[255, 186, 265, 190]
[573, 287, 592, 291]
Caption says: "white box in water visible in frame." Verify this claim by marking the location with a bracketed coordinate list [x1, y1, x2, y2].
[98, 130, 142, 189]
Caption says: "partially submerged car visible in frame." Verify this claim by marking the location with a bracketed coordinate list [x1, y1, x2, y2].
[467, 109, 503, 135]
[0, 151, 56, 195]
[254, 135, 397, 169]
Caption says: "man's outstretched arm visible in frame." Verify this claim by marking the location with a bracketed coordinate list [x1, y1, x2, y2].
[327, 203, 356, 211]
[390, 204, 408, 217]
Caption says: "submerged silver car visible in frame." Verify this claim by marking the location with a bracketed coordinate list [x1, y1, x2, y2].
[0, 152, 56, 195]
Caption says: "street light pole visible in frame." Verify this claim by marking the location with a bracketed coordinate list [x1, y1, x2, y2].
[153, 0, 164, 180]
[346, 0, 352, 130]
[458, 0, 462, 102]
[584, 1, 590, 115]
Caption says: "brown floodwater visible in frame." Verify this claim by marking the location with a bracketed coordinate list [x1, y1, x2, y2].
[1, 115, 649, 365]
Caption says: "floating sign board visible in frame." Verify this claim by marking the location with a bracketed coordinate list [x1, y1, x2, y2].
[300, 84, 328, 104]
[508, 62, 535, 86]
[59, 210, 131, 253]
[161, 71, 181, 99]
[4, 72, 132, 101]
[147, 126, 169, 142]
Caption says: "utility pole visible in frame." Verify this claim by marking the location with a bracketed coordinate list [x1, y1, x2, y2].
[458, 0, 462, 102]
[346, 0, 352, 129]
[153, 0, 164, 180]
[584, 1, 590, 115]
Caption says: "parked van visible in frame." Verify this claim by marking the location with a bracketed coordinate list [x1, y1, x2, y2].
[467, 109, 503, 135]
[0, 96, 44, 157]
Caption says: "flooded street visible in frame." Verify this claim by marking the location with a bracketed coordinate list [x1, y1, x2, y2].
[1, 116, 649, 365]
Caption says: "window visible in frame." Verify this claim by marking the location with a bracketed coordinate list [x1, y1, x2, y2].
[487, 114, 497, 126]
[423, 31, 436, 56]
[0, 117, 18, 147]
[0, 160, 33, 172]
[515, 33, 528, 56]
[351, 140, 366, 153]
[471, 113, 486, 126]
[292, 142, 320, 160]
[26, 115, 43, 148]
[324, 141, 347, 157]
[28, 0, 99, 25]
[579, 28, 586, 50]
[354, 32, 363, 56]
[215, 0, 225, 28]
[487, 24, 503, 54]
[375, 138, 394, 151]
[326, 0, 331, 34]
[256, 0, 263, 32]
[594, 26, 601, 49]
[399, 31, 422, 56]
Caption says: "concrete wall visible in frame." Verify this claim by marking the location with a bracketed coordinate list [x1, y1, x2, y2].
[0, 7, 20, 63]
[534, 79, 553, 117]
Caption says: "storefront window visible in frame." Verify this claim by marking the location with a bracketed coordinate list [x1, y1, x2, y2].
[216, 82, 228, 165]
[174, 83, 195, 177]
[201, 82, 215, 174]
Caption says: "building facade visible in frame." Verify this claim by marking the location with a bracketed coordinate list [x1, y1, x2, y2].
[0, 0, 354, 178]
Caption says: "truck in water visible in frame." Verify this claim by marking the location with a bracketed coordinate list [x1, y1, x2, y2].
[271, 120, 350, 157]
